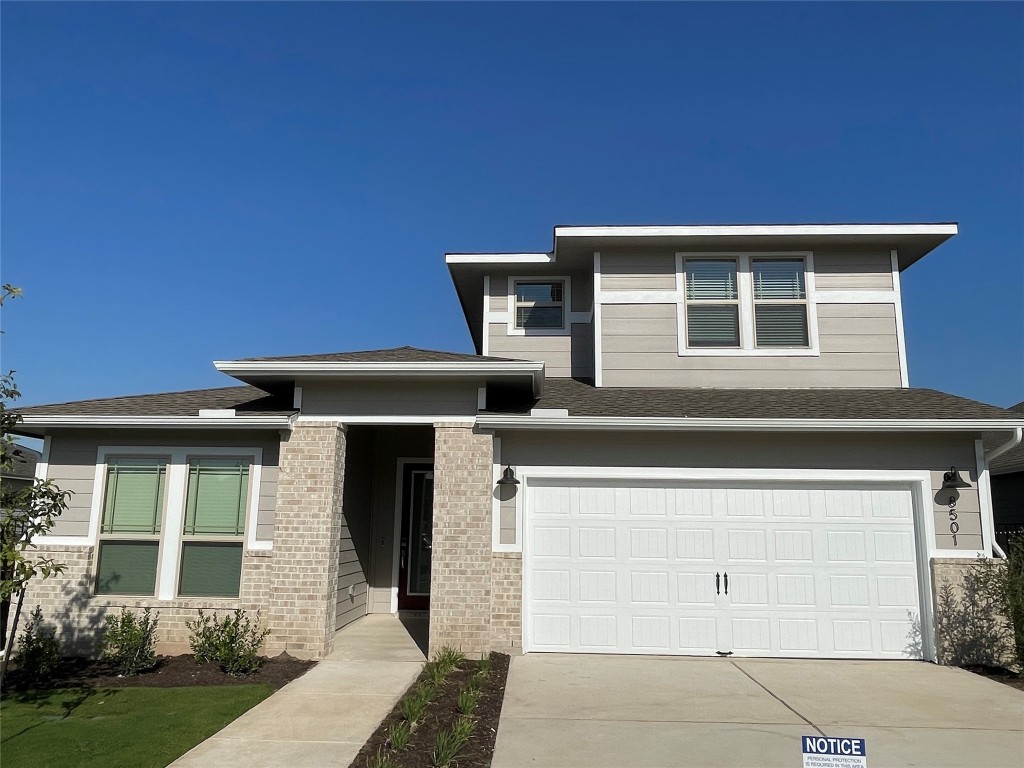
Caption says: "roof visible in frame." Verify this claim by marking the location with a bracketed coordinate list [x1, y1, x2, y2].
[985, 401, 1024, 475]
[484, 379, 1024, 427]
[2, 442, 42, 480]
[16, 385, 292, 418]
[238, 346, 520, 364]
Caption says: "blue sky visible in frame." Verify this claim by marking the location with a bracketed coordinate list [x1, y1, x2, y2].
[2, 2, 1022, 409]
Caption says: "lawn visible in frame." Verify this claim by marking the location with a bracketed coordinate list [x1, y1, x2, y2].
[1, 684, 273, 768]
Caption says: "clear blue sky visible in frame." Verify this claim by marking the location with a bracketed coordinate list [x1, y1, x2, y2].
[2, 2, 1022, 409]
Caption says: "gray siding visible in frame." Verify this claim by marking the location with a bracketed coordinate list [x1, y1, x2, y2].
[498, 431, 984, 552]
[814, 249, 894, 291]
[599, 252, 676, 291]
[301, 380, 479, 417]
[601, 302, 901, 388]
[487, 322, 593, 378]
[336, 427, 373, 630]
[41, 429, 281, 541]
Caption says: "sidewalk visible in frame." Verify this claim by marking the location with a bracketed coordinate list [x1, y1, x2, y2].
[172, 615, 425, 768]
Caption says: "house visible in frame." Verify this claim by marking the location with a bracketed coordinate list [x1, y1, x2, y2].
[985, 401, 1024, 550]
[15, 223, 1024, 662]
[1, 442, 41, 494]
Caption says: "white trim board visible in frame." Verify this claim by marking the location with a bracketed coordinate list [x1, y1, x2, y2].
[484, 274, 593, 337]
[20, 415, 293, 429]
[391, 457, 434, 614]
[556, 224, 959, 239]
[593, 251, 603, 388]
[478, 415, 1024, 432]
[891, 249, 910, 388]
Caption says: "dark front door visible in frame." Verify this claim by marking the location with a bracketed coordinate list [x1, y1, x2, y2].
[398, 463, 433, 611]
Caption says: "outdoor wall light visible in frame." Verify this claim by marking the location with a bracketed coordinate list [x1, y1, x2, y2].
[496, 465, 520, 486]
[941, 466, 971, 547]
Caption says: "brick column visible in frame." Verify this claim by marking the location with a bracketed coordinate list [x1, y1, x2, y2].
[430, 423, 494, 657]
[266, 422, 346, 659]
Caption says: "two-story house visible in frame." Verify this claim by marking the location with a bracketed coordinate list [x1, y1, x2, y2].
[16, 223, 1024, 663]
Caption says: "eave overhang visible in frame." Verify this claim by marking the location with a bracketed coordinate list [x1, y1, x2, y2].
[475, 415, 1024, 432]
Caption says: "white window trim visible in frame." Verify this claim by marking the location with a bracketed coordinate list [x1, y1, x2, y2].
[512, 277, 567, 333]
[514, 465, 946, 661]
[674, 252, 820, 357]
[482, 275, 593, 339]
[76, 446, 265, 600]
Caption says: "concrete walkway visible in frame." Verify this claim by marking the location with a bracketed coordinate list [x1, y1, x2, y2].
[493, 655, 1024, 768]
[172, 615, 425, 768]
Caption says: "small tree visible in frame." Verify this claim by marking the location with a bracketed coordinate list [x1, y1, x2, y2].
[1, 284, 71, 689]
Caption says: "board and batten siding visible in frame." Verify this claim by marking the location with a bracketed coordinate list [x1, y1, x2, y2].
[497, 430, 985, 552]
[39, 430, 281, 541]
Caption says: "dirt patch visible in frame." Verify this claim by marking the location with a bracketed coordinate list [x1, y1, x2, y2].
[4, 653, 316, 692]
[351, 652, 510, 768]
[962, 664, 1024, 693]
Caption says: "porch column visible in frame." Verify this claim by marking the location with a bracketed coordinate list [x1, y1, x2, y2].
[429, 422, 494, 657]
[266, 421, 347, 659]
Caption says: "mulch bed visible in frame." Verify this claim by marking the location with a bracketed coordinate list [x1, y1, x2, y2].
[3, 653, 316, 692]
[961, 664, 1024, 693]
[350, 652, 510, 768]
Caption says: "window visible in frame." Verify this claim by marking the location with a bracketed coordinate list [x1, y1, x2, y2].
[681, 254, 812, 352]
[93, 450, 258, 599]
[752, 259, 808, 347]
[179, 459, 249, 597]
[95, 457, 167, 595]
[514, 281, 564, 329]
[684, 260, 740, 348]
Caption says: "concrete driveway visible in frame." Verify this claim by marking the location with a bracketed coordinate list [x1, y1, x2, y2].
[493, 655, 1024, 768]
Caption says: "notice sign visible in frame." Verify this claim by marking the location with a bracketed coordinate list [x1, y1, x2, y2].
[802, 736, 867, 768]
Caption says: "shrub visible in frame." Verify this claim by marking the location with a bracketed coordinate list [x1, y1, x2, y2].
[186, 609, 270, 677]
[100, 607, 158, 676]
[386, 719, 411, 751]
[432, 646, 465, 674]
[424, 660, 447, 686]
[13, 606, 61, 683]
[973, 535, 1024, 671]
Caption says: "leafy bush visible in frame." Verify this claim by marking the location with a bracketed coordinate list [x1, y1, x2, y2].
[386, 719, 411, 751]
[974, 535, 1024, 671]
[13, 606, 61, 682]
[100, 607, 158, 676]
[186, 609, 270, 677]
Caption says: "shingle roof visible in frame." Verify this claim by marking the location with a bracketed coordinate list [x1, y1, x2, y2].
[16, 386, 294, 418]
[487, 378, 1023, 421]
[238, 346, 521, 364]
[985, 401, 1024, 475]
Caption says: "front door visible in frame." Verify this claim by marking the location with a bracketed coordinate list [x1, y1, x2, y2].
[398, 463, 434, 611]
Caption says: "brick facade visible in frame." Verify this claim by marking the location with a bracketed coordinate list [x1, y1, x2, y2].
[930, 557, 1014, 667]
[490, 552, 522, 652]
[265, 421, 347, 658]
[429, 423, 494, 657]
[20, 546, 273, 656]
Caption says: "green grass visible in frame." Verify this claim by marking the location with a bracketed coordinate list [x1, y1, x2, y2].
[1, 685, 273, 768]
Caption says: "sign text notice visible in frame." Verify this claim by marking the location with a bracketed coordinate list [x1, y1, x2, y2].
[801, 736, 867, 768]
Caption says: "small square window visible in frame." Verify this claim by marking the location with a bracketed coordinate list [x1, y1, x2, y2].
[514, 281, 564, 329]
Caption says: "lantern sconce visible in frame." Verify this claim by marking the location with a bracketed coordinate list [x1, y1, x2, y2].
[941, 466, 971, 546]
[496, 465, 520, 486]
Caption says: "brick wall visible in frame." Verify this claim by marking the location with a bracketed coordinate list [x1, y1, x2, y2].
[931, 557, 1014, 667]
[266, 422, 348, 658]
[20, 546, 273, 656]
[429, 423, 493, 657]
[491, 552, 522, 652]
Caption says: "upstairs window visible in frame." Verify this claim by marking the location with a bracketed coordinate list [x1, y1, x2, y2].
[752, 259, 808, 348]
[514, 281, 564, 329]
[684, 260, 740, 347]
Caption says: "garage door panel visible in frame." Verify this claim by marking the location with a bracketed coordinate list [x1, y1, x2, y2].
[525, 480, 922, 659]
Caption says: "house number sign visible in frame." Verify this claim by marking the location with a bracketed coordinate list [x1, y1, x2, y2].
[947, 497, 959, 547]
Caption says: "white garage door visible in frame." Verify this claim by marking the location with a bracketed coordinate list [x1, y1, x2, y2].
[525, 480, 923, 659]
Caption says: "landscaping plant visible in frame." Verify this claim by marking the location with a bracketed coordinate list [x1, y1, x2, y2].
[386, 719, 411, 751]
[100, 607, 159, 676]
[973, 534, 1024, 673]
[12, 605, 62, 683]
[186, 608, 270, 676]
[366, 746, 399, 768]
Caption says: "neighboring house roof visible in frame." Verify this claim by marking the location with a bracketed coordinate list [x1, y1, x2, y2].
[984, 401, 1024, 475]
[1, 442, 41, 480]
[481, 379, 1024, 430]
[237, 346, 522, 364]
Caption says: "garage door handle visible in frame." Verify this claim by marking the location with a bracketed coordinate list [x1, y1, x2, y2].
[715, 572, 721, 595]
[724, 572, 729, 595]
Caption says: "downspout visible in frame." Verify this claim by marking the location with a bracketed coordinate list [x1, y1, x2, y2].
[984, 427, 1022, 558]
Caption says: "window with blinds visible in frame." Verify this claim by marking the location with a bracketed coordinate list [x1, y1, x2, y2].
[752, 259, 809, 347]
[178, 458, 249, 597]
[684, 260, 740, 347]
[96, 458, 167, 595]
[515, 281, 564, 329]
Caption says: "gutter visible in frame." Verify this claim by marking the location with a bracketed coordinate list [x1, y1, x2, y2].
[476, 415, 1024, 433]
[17, 415, 296, 430]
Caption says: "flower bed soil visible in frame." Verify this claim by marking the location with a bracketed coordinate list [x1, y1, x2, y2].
[3, 653, 316, 692]
[350, 652, 510, 768]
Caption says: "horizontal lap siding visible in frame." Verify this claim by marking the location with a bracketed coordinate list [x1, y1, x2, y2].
[814, 251, 894, 291]
[600, 252, 676, 291]
[600, 303, 901, 387]
[488, 269, 593, 313]
[41, 430, 281, 541]
[301, 381, 479, 416]
[488, 322, 594, 379]
[337, 427, 373, 630]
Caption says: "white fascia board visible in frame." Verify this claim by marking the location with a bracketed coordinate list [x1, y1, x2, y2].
[445, 253, 555, 265]
[19, 415, 294, 429]
[476, 415, 1024, 433]
[555, 224, 959, 239]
